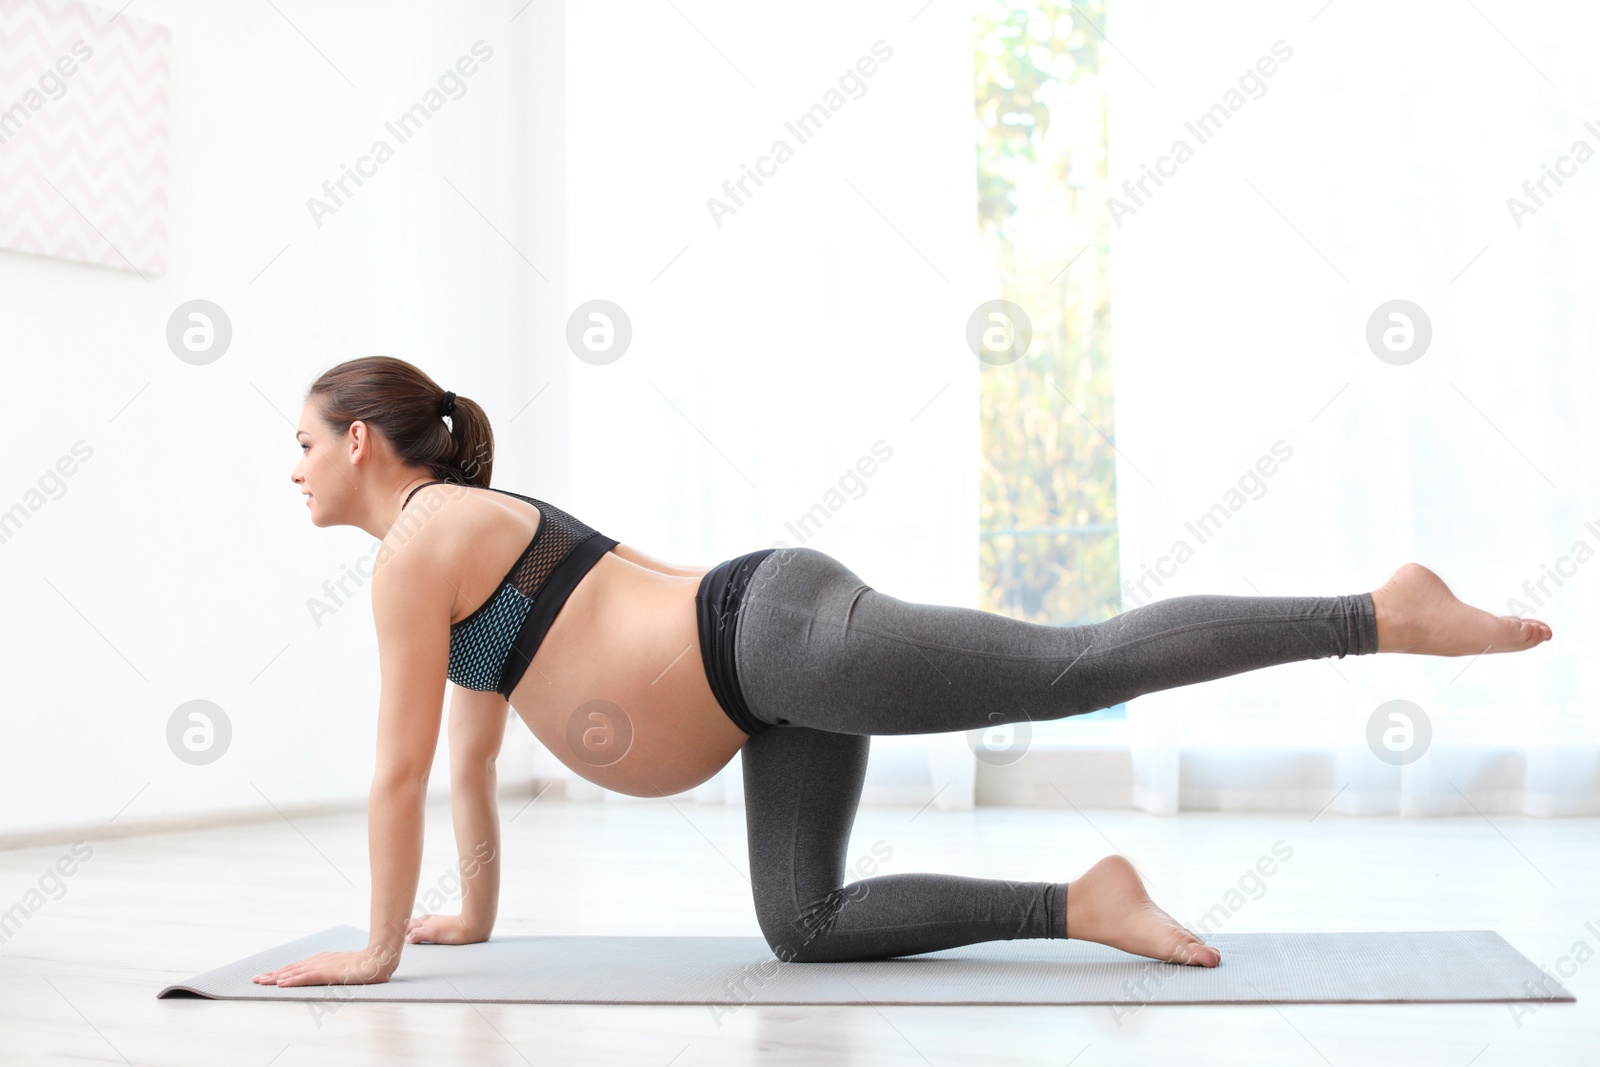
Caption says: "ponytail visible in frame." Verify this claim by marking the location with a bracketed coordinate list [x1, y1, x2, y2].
[305, 355, 494, 487]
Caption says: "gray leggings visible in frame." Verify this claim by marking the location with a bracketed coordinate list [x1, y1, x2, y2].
[729, 546, 1378, 963]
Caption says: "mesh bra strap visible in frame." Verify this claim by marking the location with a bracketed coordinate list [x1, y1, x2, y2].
[404, 482, 618, 697]
[496, 529, 619, 697]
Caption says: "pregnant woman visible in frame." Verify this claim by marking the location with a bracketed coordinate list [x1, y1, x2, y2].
[256, 356, 1553, 987]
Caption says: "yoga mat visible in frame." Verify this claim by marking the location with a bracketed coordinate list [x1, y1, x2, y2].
[157, 925, 1574, 1006]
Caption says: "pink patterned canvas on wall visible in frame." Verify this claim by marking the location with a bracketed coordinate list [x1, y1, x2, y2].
[0, 0, 170, 276]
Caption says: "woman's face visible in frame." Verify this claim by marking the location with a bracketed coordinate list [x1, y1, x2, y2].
[291, 400, 354, 526]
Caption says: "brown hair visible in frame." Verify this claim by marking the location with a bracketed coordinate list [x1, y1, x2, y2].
[305, 356, 494, 487]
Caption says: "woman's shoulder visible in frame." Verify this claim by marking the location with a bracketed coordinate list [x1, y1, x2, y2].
[380, 482, 539, 575]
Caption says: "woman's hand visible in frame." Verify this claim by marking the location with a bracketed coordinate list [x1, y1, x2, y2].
[405, 913, 488, 945]
[252, 946, 398, 988]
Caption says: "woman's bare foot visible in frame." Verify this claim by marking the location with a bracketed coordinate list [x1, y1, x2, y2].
[1370, 563, 1553, 655]
[1065, 855, 1220, 967]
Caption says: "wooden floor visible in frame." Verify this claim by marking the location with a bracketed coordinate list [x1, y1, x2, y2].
[1, 796, 1593, 1066]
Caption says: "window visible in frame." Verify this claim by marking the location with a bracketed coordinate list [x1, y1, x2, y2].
[975, 0, 1123, 729]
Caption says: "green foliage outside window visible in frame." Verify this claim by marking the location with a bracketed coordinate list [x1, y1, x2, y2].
[976, 0, 1120, 646]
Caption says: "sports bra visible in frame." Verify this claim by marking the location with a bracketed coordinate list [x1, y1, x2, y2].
[400, 480, 620, 698]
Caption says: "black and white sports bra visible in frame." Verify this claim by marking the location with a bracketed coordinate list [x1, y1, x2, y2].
[400, 480, 620, 698]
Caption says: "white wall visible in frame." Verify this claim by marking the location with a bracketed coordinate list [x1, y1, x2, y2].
[1, 0, 987, 840]
[0, 0, 547, 838]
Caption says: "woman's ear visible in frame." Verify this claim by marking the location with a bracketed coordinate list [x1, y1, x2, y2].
[346, 419, 371, 465]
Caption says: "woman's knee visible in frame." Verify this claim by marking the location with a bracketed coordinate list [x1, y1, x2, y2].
[754, 884, 874, 964]
[757, 924, 873, 964]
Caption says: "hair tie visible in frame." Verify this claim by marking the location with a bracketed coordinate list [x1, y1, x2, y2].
[439, 390, 456, 417]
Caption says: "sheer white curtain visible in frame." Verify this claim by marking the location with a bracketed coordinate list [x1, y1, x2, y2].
[520, 1, 985, 808]
[1108, 2, 1600, 816]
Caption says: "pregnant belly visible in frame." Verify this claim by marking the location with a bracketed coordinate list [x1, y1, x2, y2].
[507, 557, 748, 796]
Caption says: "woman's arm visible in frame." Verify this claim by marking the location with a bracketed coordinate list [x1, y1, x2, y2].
[254, 542, 453, 988]
[611, 541, 712, 579]
[408, 685, 506, 944]
[365, 544, 455, 966]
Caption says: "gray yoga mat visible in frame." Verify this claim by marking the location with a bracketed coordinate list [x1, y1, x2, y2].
[157, 924, 1574, 1006]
